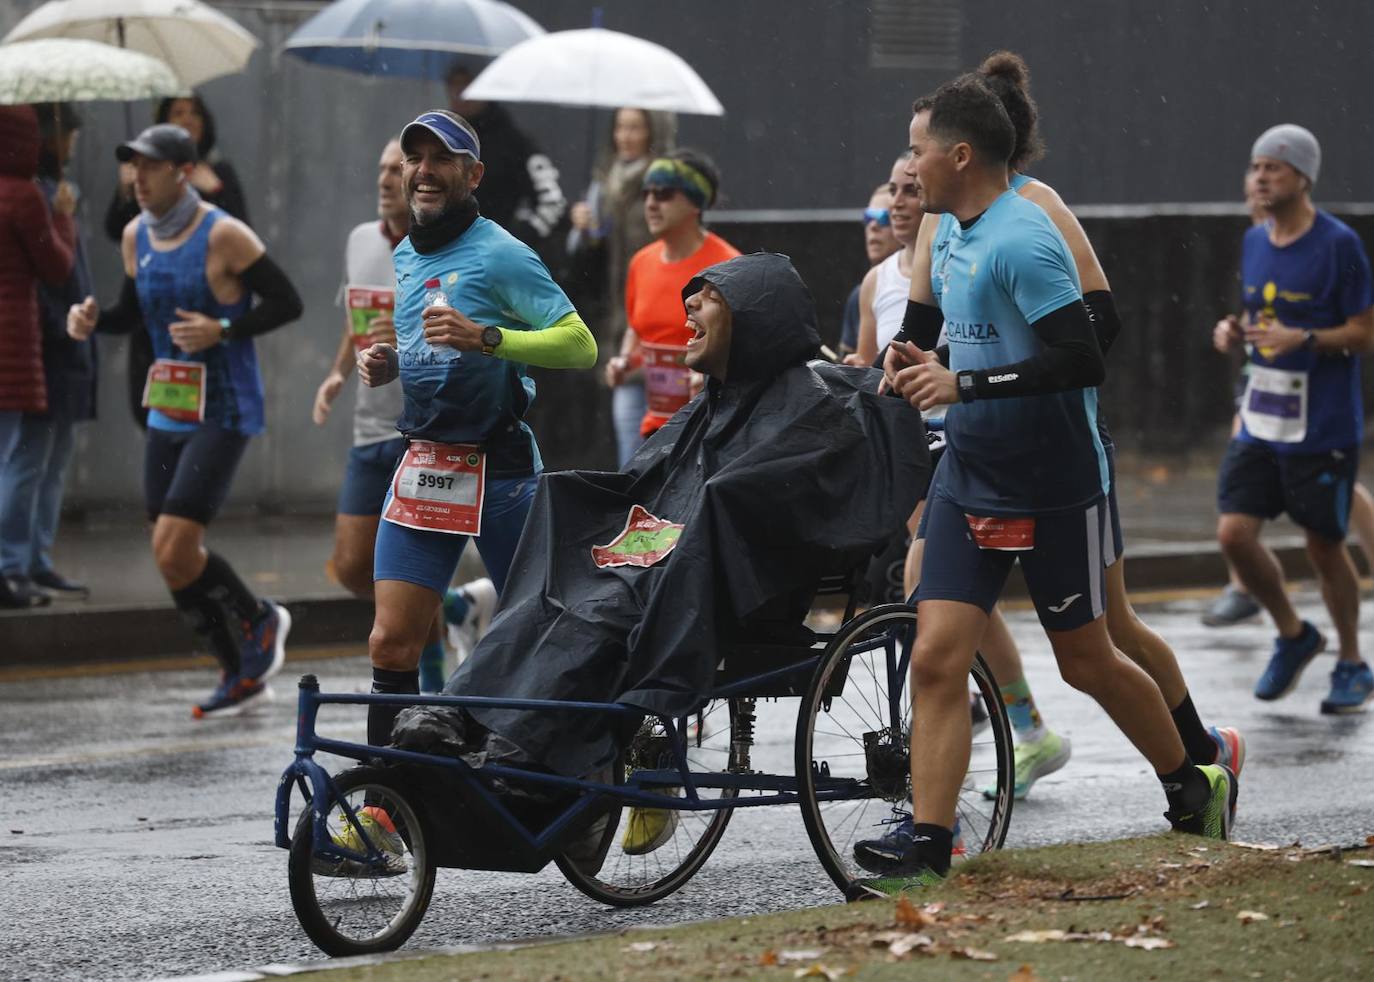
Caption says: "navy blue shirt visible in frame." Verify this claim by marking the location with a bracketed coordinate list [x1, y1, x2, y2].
[1238, 210, 1373, 454]
[931, 190, 1108, 515]
[839, 281, 861, 352]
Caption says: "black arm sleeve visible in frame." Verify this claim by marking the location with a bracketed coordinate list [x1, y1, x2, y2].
[103, 191, 138, 243]
[1082, 289, 1121, 357]
[96, 276, 143, 335]
[224, 254, 303, 341]
[890, 300, 945, 351]
[935, 344, 950, 368]
[964, 299, 1104, 400]
[211, 161, 251, 227]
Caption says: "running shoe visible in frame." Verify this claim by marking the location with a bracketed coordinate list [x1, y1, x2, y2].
[1320, 660, 1374, 714]
[241, 601, 290, 685]
[853, 814, 965, 873]
[846, 860, 945, 901]
[1208, 725, 1247, 776]
[1254, 621, 1324, 700]
[622, 789, 680, 855]
[1202, 585, 1261, 627]
[982, 730, 1071, 800]
[31, 569, 89, 599]
[444, 578, 497, 665]
[1166, 764, 1238, 841]
[315, 804, 407, 877]
[192, 673, 268, 720]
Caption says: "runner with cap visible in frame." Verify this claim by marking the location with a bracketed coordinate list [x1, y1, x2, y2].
[355, 110, 596, 747]
[67, 124, 302, 719]
[1213, 123, 1374, 714]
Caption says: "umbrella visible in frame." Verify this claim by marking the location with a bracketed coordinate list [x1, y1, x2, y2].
[283, 0, 544, 81]
[2, 0, 259, 89]
[0, 38, 182, 105]
[462, 28, 724, 116]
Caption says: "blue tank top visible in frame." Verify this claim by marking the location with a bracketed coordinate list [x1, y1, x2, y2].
[135, 207, 261, 434]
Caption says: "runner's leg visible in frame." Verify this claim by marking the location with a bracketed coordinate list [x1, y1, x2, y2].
[1219, 513, 1302, 637]
[1348, 481, 1374, 575]
[1306, 532, 1361, 664]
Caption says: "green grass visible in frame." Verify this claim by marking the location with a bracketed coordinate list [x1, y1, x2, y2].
[310, 835, 1373, 981]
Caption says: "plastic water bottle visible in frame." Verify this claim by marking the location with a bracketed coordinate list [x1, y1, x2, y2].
[422, 278, 453, 354]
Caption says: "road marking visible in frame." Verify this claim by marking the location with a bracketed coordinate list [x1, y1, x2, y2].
[0, 644, 367, 683]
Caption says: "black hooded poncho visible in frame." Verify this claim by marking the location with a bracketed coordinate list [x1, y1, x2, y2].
[445, 253, 929, 777]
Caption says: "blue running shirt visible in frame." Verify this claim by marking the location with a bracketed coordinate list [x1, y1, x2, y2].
[391, 217, 575, 475]
[930, 189, 1108, 515]
[134, 208, 259, 434]
[1238, 210, 1373, 454]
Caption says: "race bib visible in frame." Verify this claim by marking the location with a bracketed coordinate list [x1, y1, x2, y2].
[591, 505, 684, 568]
[1240, 364, 1307, 443]
[965, 514, 1035, 551]
[383, 441, 485, 536]
[346, 285, 395, 351]
[643, 342, 692, 419]
[142, 359, 205, 423]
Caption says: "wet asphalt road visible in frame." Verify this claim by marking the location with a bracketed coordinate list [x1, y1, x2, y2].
[2, 589, 1370, 982]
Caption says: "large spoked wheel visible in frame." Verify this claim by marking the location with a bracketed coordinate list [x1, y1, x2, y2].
[556, 698, 745, 906]
[288, 765, 436, 956]
[796, 604, 1013, 893]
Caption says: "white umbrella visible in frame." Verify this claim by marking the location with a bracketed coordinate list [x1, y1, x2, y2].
[462, 28, 724, 116]
[0, 37, 182, 105]
[2, 0, 259, 89]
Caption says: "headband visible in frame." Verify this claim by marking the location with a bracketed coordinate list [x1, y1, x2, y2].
[643, 157, 713, 210]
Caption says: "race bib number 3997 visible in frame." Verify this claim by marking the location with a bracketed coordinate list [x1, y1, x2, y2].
[384, 441, 485, 535]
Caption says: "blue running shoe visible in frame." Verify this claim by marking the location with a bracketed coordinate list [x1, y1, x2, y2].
[1320, 661, 1374, 714]
[1254, 621, 1324, 700]
[853, 814, 965, 873]
[241, 601, 290, 685]
[192, 673, 267, 720]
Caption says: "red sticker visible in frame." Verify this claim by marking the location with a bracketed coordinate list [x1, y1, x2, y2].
[965, 514, 1035, 551]
[591, 505, 685, 568]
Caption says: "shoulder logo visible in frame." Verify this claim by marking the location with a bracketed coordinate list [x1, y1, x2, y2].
[446, 272, 459, 286]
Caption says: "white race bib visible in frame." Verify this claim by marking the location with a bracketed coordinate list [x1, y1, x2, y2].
[1240, 364, 1307, 444]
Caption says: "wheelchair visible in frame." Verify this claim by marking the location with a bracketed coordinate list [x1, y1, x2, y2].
[275, 569, 1015, 956]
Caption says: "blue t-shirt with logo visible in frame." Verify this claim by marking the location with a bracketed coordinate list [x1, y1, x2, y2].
[930, 189, 1108, 515]
[392, 216, 575, 475]
[1238, 210, 1373, 454]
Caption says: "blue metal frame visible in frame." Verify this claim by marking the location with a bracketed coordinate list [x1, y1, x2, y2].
[275, 612, 910, 868]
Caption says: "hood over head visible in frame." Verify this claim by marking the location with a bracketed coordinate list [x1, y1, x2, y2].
[684, 253, 820, 385]
[0, 105, 40, 179]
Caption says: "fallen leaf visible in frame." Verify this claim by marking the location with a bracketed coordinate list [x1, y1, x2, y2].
[1007, 967, 1042, 982]
[888, 933, 934, 957]
[1190, 900, 1210, 910]
[792, 965, 843, 980]
[1005, 930, 1066, 944]
[1123, 937, 1176, 950]
[894, 895, 933, 929]
[622, 941, 660, 953]
[1347, 860, 1374, 868]
[951, 947, 999, 961]
[1237, 911, 1270, 924]
[779, 950, 825, 964]
[759, 949, 779, 966]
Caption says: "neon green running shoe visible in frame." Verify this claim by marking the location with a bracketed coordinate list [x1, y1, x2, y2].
[314, 804, 407, 877]
[845, 862, 945, 901]
[982, 730, 1071, 800]
[1167, 764, 1238, 841]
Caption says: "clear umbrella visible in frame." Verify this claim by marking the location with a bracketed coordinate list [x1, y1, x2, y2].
[2, 0, 259, 89]
[283, 0, 544, 81]
[0, 37, 181, 105]
[462, 27, 725, 116]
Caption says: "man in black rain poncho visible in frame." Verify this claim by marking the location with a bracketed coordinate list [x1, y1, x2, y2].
[419, 252, 928, 779]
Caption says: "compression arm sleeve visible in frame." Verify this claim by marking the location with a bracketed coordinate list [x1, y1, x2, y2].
[223, 253, 303, 341]
[96, 276, 143, 335]
[1082, 289, 1121, 357]
[494, 311, 598, 369]
[961, 299, 1104, 401]
[890, 300, 945, 350]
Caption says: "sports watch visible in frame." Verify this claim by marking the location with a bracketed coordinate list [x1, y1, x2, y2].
[480, 326, 503, 355]
[957, 370, 977, 403]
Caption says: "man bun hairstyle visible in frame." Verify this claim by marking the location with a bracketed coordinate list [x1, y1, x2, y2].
[978, 50, 1044, 171]
[670, 147, 721, 209]
[924, 74, 1016, 167]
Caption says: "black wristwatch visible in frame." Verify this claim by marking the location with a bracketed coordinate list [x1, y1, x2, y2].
[480, 326, 503, 355]
[1301, 329, 1316, 352]
[957, 371, 977, 403]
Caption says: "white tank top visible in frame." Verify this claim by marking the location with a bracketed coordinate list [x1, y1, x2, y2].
[872, 250, 910, 351]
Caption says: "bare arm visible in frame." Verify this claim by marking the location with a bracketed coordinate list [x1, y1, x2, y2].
[907, 212, 938, 305]
[1018, 181, 1110, 294]
[852, 265, 881, 365]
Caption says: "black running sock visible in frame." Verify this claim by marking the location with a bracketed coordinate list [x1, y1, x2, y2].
[171, 572, 241, 675]
[368, 667, 420, 748]
[202, 551, 268, 624]
[1159, 758, 1208, 816]
[903, 823, 954, 875]
[1169, 693, 1217, 764]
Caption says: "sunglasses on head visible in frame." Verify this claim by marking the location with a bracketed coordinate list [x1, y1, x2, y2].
[642, 186, 681, 202]
[863, 207, 891, 227]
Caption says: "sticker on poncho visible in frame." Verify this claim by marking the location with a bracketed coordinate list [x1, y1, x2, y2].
[591, 505, 685, 569]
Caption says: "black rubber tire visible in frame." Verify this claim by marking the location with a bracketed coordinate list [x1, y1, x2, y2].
[795, 604, 1014, 893]
[287, 766, 436, 956]
[556, 700, 741, 906]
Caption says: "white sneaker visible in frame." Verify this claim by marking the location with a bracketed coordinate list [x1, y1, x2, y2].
[445, 577, 497, 665]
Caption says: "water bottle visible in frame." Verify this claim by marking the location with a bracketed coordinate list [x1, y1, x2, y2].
[422, 278, 453, 354]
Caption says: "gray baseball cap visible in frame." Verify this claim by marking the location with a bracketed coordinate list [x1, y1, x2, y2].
[1251, 123, 1320, 186]
[116, 124, 197, 165]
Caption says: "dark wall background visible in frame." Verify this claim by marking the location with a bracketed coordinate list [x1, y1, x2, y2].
[1, 0, 1369, 510]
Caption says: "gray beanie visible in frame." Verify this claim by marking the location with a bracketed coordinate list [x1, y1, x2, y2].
[1251, 123, 1321, 186]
